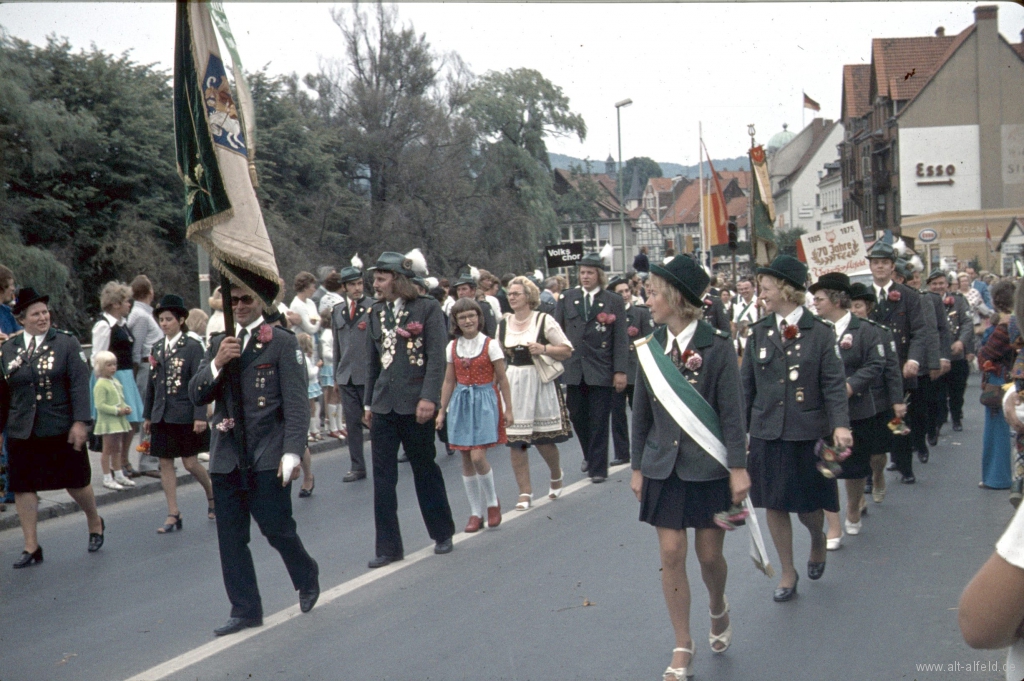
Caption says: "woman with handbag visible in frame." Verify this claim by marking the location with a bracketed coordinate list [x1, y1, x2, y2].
[500, 277, 574, 511]
[629, 256, 750, 679]
[978, 280, 1017, 490]
[437, 298, 514, 532]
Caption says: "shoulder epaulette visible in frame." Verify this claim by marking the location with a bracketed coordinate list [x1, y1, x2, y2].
[815, 316, 835, 327]
[55, 328, 75, 336]
[864, 318, 891, 332]
[714, 328, 730, 338]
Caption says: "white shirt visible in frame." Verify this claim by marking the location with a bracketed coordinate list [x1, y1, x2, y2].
[484, 294, 502, 320]
[446, 334, 504, 363]
[127, 300, 163, 363]
[664, 320, 698, 355]
[289, 296, 321, 335]
[997, 503, 1024, 680]
[775, 307, 804, 334]
[874, 281, 892, 303]
[163, 332, 182, 355]
[24, 332, 46, 355]
[833, 312, 852, 340]
[91, 312, 124, 363]
[582, 287, 600, 309]
[733, 295, 759, 324]
[209, 316, 265, 380]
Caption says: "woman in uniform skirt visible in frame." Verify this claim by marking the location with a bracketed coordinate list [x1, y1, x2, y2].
[143, 295, 215, 533]
[630, 256, 749, 680]
[741, 256, 851, 602]
[809, 274, 887, 549]
[0, 288, 105, 567]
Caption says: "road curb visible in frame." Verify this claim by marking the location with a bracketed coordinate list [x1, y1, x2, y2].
[0, 437, 346, 532]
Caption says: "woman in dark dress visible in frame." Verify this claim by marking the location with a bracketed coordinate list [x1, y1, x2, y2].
[809, 274, 887, 549]
[630, 256, 749, 679]
[741, 256, 851, 602]
[143, 295, 215, 534]
[0, 288, 105, 567]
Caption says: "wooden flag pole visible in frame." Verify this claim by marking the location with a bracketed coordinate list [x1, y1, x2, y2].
[219, 273, 252, 480]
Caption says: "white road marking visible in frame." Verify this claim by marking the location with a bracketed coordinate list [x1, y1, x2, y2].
[124, 464, 630, 681]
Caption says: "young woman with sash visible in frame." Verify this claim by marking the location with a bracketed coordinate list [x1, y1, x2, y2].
[629, 255, 750, 680]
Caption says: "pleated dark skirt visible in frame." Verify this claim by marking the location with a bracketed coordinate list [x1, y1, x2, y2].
[150, 421, 202, 459]
[8, 434, 91, 493]
[748, 437, 839, 513]
[840, 411, 891, 479]
[639, 472, 732, 530]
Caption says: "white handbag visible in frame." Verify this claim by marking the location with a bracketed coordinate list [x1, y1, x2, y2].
[532, 312, 564, 383]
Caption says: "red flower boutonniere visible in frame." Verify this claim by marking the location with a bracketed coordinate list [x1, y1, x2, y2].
[943, 295, 955, 307]
[148, 355, 157, 369]
[215, 418, 236, 433]
[405, 321, 424, 335]
[783, 324, 799, 340]
[627, 325, 639, 337]
[839, 333, 853, 350]
[257, 324, 273, 344]
[596, 312, 616, 324]
[357, 321, 367, 331]
[887, 290, 901, 303]
[681, 349, 703, 371]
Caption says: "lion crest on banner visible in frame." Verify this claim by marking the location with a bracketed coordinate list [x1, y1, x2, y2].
[203, 53, 247, 155]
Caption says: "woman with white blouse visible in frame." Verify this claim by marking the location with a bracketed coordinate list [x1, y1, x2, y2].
[499, 276, 574, 511]
[289, 272, 322, 338]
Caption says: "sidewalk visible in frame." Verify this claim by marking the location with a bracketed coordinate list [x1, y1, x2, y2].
[0, 431, 348, 532]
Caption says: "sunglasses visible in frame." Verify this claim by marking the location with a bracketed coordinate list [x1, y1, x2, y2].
[230, 295, 257, 306]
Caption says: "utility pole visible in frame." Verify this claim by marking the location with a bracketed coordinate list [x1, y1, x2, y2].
[615, 98, 632, 274]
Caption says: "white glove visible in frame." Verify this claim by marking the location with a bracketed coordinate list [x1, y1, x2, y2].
[280, 453, 300, 486]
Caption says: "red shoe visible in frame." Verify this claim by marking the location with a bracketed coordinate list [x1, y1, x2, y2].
[486, 502, 502, 528]
[464, 516, 483, 533]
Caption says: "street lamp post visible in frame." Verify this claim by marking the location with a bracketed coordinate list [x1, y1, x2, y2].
[615, 98, 632, 273]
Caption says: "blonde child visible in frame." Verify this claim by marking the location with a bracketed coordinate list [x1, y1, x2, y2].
[297, 333, 323, 442]
[319, 309, 343, 438]
[92, 351, 135, 490]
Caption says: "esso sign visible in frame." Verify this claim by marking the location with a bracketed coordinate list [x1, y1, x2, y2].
[918, 228, 938, 243]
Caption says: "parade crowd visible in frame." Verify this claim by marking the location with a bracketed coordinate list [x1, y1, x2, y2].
[3, 242, 1024, 678]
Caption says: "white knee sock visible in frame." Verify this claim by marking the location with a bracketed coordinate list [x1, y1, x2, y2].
[479, 469, 498, 508]
[310, 402, 321, 435]
[325, 404, 337, 432]
[462, 475, 483, 517]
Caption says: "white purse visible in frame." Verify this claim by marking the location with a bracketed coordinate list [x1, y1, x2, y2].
[531, 313, 564, 384]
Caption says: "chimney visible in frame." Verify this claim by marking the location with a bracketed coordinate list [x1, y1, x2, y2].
[935, 26, 945, 37]
[974, 5, 997, 22]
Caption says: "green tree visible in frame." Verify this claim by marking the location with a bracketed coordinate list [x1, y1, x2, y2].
[620, 156, 662, 197]
[775, 227, 806, 257]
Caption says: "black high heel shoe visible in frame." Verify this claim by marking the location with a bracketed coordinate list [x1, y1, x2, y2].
[773, 573, 799, 602]
[207, 497, 216, 520]
[88, 517, 105, 553]
[157, 513, 182, 534]
[299, 477, 315, 498]
[13, 546, 43, 569]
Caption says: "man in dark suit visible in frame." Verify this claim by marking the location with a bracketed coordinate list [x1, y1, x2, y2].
[554, 252, 629, 483]
[929, 272, 974, 432]
[866, 242, 934, 484]
[333, 265, 374, 482]
[454, 274, 497, 337]
[919, 269, 953, 452]
[608, 275, 654, 466]
[189, 285, 319, 636]
[702, 293, 731, 334]
[363, 252, 455, 568]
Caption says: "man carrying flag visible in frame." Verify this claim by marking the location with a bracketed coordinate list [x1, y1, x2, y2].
[176, 1, 319, 635]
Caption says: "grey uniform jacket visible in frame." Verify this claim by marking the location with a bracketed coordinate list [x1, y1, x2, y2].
[631, 322, 747, 482]
[837, 315, 887, 421]
[945, 293, 975, 359]
[869, 282, 931, 390]
[864, 319, 905, 410]
[144, 334, 206, 424]
[624, 304, 655, 385]
[188, 326, 309, 474]
[0, 328, 92, 440]
[364, 295, 447, 414]
[332, 295, 374, 386]
[741, 307, 850, 441]
[702, 296, 732, 334]
[554, 288, 629, 387]
[922, 290, 950, 369]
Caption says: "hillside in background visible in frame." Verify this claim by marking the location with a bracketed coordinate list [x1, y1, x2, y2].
[548, 152, 750, 179]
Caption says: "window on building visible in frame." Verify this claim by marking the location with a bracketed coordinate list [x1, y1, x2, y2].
[816, 221, 821, 231]
[815, 193, 820, 207]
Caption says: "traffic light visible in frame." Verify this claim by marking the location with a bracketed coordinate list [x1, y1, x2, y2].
[727, 221, 738, 250]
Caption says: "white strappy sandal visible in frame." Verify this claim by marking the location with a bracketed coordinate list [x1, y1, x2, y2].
[709, 597, 732, 653]
[515, 493, 532, 511]
[663, 646, 694, 680]
[548, 474, 564, 500]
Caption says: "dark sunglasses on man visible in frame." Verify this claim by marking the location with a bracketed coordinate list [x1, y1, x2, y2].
[230, 294, 256, 307]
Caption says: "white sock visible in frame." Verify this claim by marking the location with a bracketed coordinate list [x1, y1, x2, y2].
[462, 475, 483, 517]
[327, 404, 339, 432]
[479, 469, 498, 508]
[103, 473, 115, 483]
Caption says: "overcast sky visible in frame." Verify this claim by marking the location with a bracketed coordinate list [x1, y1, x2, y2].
[2, 2, 1023, 167]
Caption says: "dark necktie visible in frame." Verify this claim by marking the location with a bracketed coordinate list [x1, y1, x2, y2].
[670, 338, 683, 370]
[780, 320, 790, 337]
[25, 337, 36, 357]
[351, 299, 357, 320]
[583, 293, 591, 320]
[238, 328, 249, 354]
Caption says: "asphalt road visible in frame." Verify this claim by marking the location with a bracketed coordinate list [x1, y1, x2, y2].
[0, 382, 1017, 681]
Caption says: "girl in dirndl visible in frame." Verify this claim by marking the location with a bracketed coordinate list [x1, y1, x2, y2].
[437, 297, 513, 534]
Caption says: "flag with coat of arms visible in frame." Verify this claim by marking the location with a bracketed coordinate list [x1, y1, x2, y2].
[173, 0, 280, 307]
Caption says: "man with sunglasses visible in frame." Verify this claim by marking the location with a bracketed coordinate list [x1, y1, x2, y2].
[189, 285, 320, 637]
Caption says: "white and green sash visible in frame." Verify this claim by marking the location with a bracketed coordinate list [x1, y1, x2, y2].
[634, 334, 728, 470]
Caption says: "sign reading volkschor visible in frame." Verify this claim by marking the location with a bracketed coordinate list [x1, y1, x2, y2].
[796, 220, 869, 283]
[545, 242, 584, 269]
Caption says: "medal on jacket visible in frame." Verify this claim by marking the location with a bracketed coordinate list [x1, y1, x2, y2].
[795, 388, 805, 403]
[789, 367, 799, 382]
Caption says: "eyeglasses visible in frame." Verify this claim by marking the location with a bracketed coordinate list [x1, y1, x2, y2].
[456, 314, 479, 322]
[230, 295, 256, 306]
[506, 291, 524, 297]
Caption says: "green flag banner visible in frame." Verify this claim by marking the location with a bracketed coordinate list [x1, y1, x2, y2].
[174, 0, 280, 307]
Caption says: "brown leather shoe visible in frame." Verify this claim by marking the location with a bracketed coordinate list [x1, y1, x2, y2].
[464, 516, 483, 533]
[486, 502, 501, 528]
